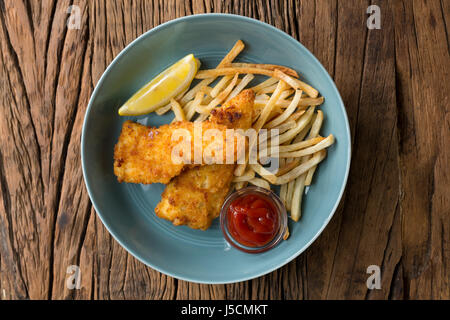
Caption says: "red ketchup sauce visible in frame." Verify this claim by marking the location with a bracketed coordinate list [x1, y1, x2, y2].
[227, 193, 279, 247]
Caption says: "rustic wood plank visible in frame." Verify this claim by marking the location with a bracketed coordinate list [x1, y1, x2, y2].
[50, 0, 92, 299]
[293, 0, 341, 300]
[326, 0, 401, 299]
[391, 0, 450, 299]
[0, 0, 51, 299]
[291, 0, 403, 300]
[75, 0, 177, 300]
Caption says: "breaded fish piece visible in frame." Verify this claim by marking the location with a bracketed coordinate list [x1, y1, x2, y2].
[155, 90, 255, 230]
[154, 164, 236, 230]
[113, 120, 230, 184]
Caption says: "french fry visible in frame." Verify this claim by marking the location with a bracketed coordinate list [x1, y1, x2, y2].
[263, 108, 305, 127]
[252, 108, 263, 123]
[180, 78, 215, 105]
[203, 94, 214, 105]
[217, 40, 245, 68]
[194, 113, 209, 122]
[274, 150, 327, 185]
[235, 81, 287, 177]
[226, 74, 255, 102]
[253, 81, 287, 131]
[196, 67, 274, 79]
[254, 99, 291, 109]
[262, 136, 324, 158]
[254, 104, 285, 124]
[276, 129, 298, 188]
[185, 105, 197, 121]
[305, 163, 318, 186]
[248, 177, 271, 190]
[210, 75, 233, 97]
[271, 119, 297, 133]
[278, 134, 334, 158]
[293, 115, 315, 143]
[155, 103, 172, 116]
[201, 86, 213, 95]
[185, 91, 204, 121]
[250, 77, 278, 92]
[257, 83, 278, 95]
[304, 110, 324, 185]
[277, 136, 325, 153]
[283, 226, 290, 240]
[179, 40, 245, 105]
[266, 111, 281, 122]
[276, 158, 300, 176]
[230, 62, 299, 78]
[278, 106, 316, 144]
[257, 87, 293, 101]
[249, 163, 277, 184]
[267, 109, 284, 122]
[286, 110, 306, 123]
[232, 169, 255, 182]
[290, 174, 307, 221]
[193, 91, 205, 107]
[264, 90, 303, 128]
[235, 181, 247, 190]
[286, 178, 295, 210]
[280, 183, 288, 207]
[155, 87, 189, 115]
[198, 73, 239, 114]
[258, 120, 297, 152]
[254, 96, 324, 109]
[299, 96, 324, 107]
[274, 69, 319, 98]
[307, 110, 324, 139]
[170, 99, 186, 121]
[216, 74, 239, 102]
[255, 93, 271, 100]
[182, 99, 194, 113]
[286, 144, 311, 219]
[279, 89, 295, 100]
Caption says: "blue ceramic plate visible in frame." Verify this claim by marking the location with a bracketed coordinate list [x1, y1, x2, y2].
[81, 14, 351, 284]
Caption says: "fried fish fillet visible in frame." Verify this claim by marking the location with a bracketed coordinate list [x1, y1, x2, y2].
[155, 90, 255, 230]
[114, 120, 233, 184]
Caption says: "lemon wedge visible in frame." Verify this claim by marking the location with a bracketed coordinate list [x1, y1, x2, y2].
[118, 54, 200, 116]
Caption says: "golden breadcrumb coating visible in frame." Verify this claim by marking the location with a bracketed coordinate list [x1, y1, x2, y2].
[155, 90, 255, 230]
[113, 120, 235, 184]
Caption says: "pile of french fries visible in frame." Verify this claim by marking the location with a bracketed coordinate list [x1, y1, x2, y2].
[153, 40, 335, 239]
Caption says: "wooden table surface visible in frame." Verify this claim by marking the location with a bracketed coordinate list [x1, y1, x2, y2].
[0, 0, 448, 300]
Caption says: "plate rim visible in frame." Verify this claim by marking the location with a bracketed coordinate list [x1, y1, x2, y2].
[81, 13, 352, 284]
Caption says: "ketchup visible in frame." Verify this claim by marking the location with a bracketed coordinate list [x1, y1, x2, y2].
[227, 193, 279, 247]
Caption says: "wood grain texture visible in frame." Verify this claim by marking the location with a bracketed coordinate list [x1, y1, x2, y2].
[0, 0, 448, 300]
